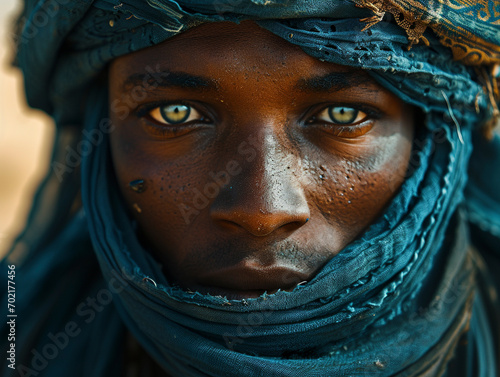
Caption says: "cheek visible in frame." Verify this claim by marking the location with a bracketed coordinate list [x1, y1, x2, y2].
[110, 127, 201, 243]
[309, 130, 413, 234]
[110, 123, 232, 267]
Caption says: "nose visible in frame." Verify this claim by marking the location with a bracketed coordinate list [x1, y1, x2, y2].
[210, 130, 310, 236]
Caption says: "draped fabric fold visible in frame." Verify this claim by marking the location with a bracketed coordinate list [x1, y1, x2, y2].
[2, 0, 500, 376]
[352, 0, 500, 65]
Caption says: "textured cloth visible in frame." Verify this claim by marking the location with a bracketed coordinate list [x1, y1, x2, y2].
[353, 0, 500, 65]
[2, 1, 500, 376]
[12, 0, 500, 125]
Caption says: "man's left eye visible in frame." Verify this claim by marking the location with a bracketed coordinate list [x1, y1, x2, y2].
[315, 106, 368, 125]
[149, 104, 205, 125]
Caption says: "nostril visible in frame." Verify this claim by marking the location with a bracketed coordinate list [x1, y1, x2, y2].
[211, 207, 310, 237]
[208, 142, 311, 236]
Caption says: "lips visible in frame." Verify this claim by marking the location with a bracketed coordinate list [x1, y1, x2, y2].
[195, 261, 310, 299]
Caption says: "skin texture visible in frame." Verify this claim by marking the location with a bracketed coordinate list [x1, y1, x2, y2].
[109, 21, 414, 300]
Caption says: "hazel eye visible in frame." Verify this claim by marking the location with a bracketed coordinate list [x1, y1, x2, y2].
[316, 106, 367, 124]
[149, 104, 204, 125]
[308, 105, 375, 138]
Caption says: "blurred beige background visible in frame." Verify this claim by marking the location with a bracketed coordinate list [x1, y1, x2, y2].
[0, 0, 54, 255]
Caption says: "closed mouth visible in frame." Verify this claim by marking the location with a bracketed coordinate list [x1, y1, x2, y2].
[195, 261, 309, 299]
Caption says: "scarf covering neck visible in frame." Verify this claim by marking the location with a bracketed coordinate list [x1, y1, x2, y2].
[4, 1, 500, 376]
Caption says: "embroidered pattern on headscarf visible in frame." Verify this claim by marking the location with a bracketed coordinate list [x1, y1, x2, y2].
[354, 0, 500, 65]
[353, 0, 500, 136]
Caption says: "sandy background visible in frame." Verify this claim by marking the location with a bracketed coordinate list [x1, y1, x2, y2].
[0, 1, 54, 255]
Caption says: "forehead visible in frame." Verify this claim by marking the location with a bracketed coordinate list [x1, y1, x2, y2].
[107, 21, 397, 111]
[110, 20, 370, 85]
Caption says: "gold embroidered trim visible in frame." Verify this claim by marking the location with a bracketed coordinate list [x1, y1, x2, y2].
[354, 0, 500, 135]
[354, 0, 500, 65]
[356, 0, 430, 49]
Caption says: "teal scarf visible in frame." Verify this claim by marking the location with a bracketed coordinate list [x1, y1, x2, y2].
[3, 1, 500, 376]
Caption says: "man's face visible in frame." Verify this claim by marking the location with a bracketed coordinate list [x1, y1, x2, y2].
[109, 21, 414, 299]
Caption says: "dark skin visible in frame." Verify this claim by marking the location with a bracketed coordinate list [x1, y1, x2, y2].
[109, 21, 414, 300]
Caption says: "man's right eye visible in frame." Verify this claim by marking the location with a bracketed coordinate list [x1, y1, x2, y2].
[136, 102, 214, 139]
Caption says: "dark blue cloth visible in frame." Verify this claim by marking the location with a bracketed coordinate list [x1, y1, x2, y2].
[2, 1, 500, 376]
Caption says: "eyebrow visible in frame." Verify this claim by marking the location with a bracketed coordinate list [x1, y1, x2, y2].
[296, 72, 369, 92]
[122, 70, 218, 91]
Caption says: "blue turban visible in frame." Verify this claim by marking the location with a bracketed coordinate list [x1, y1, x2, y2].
[3, 1, 500, 376]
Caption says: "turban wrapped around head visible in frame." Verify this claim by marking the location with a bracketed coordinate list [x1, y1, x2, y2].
[3, 1, 500, 376]
[13, 0, 500, 127]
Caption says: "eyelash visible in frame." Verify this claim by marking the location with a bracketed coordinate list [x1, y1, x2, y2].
[306, 104, 379, 138]
[136, 101, 212, 138]
[136, 102, 380, 139]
